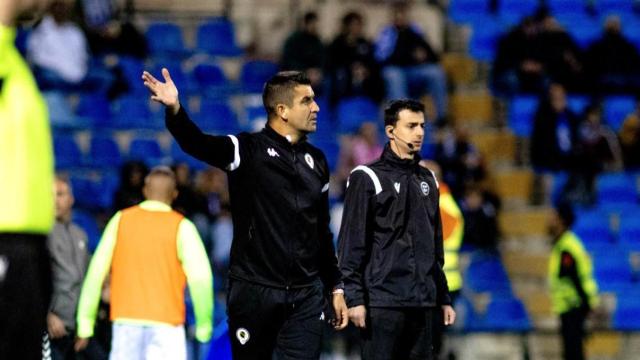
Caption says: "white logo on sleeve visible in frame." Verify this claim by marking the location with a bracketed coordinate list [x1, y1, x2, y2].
[267, 148, 280, 157]
[421, 181, 430, 196]
[236, 328, 250, 345]
[304, 153, 314, 169]
[394, 182, 401, 193]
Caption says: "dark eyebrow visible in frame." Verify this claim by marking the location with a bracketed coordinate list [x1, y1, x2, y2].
[301, 95, 314, 103]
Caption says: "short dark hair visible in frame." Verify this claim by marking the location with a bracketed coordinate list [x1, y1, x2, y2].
[303, 12, 318, 25]
[342, 11, 363, 28]
[262, 71, 311, 118]
[384, 99, 425, 127]
[555, 202, 575, 228]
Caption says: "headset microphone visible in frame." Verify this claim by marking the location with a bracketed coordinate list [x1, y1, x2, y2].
[390, 128, 415, 150]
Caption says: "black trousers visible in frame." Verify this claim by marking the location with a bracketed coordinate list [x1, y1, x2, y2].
[0, 233, 52, 360]
[560, 307, 588, 360]
[226, 279, 326, 360]
[362, 307, 436, 360]
[48, 333, 107, 360]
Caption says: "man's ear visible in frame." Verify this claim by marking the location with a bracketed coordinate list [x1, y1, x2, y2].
[276, 104, 289, 120]
[385, 125, 395, 140]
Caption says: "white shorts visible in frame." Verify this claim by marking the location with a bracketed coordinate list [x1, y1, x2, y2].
[110, 323, 187, 360]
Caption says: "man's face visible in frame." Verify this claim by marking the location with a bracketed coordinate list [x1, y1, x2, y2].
[283, 85, 320, 135]
[389, 109, 425, 154]
[54, 180, 74, 221]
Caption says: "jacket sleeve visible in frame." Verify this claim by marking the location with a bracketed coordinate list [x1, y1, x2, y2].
[76, 212, 121, 338]
[177, 219, 214, 343]
[433, 193, 452, 306]
[166, 106, 242, 171]
[316, 155, 343, 293]
[337, 170, 375, 308]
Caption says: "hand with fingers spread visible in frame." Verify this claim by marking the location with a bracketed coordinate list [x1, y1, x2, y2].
[141, 68, 180, 115]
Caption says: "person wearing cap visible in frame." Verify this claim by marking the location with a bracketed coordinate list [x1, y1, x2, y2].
[548, 203, 599, 360]
[76, 167, 213, 359]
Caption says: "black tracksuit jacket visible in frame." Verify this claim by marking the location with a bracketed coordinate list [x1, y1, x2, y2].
[167, 107, 342, 292]
[338, 145, 451, 308]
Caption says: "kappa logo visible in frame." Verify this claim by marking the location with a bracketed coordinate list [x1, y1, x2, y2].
[421, 181, 430, 196]
[394, 182, 401, 193]
[236, 328, 250, 345]
[304, 153, 314, 169]
[267, 148, 280, 157]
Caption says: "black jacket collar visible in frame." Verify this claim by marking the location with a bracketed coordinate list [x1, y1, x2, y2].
[262, 124, 308, 149]
[381, 143, 420, 171]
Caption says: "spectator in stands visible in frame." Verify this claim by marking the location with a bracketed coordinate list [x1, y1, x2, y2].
[530, 83, 581, 172]
[537, 12, 584, 92]
[619, 100, 640, 170]
[335, 122, 383, 193]
[460, 183, 500, 251]
[375, 3, 448, 122]
[46, 177, 106, 359]
[113, 161, 148, 211]
[434, 125, 486, 198]
[26, 0, 112, 93]
[281, 12, 325, 90]
[76, 166, 213, 357]
[0, 0, 56, 357]
[548, 203, 599, 360]
[584, 16, 640, 94]
[492, 16, 547, 95]
[78, 0, 147, 59]
[326, 11, 384, 106]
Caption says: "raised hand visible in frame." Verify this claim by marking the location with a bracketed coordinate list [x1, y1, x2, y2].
[142, 68, 180, 114]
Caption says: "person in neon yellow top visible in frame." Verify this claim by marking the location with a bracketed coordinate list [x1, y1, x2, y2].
[76, 167, 213, 359]
[548, 203, 599, 360]
[0, 0, 55, 358]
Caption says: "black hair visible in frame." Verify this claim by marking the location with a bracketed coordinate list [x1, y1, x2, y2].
[342, 11, 363, 29]
[555, 202, 576, 228]
[303, 12, 318, 25]
[383, 99, 425, 127]
[262, 71, 311, 118]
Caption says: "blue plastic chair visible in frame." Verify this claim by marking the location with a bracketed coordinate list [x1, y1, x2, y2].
[312, 139, 340, 172]
[112, 96, 154, 129]
[198, 100, 239, 134]
[464, 254, 513, 293]
[89, 135, 122, 170]
[596, 172, 638, 205]
[192, 63, 235, 98]
[196, 18, 242, 56]
[499, 0, 539, 19]
[53, 135, 84, 169]
[118, 56, 147, 94]
[45, 92, 87, 129]
[594, 255, 633, 292]
[336, 97, 380, 134]
[595, 0, 635, 14]
[548, 0, 589, 14]
[619, 214, 640, 251]
[240, 61, 279, 94]
[72, 210, 102, 253]
[613, 295, 640, 331]
[146, 22, 188, 57]
[479, 297, 532, 332]
[603, 96, 636, 131]
[129, 138, 165, 165]
[448, 0, 490, 24]
[508, 96, 539, 137]
[573, 210, 613, 252]
[76, 93, 112, 128]
[567, 95, 591, 115]
[468, 17, 504, 62]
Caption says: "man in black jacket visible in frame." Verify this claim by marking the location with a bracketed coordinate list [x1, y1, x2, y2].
[338, 100, 455, 360]
[142, 69, 348, 359]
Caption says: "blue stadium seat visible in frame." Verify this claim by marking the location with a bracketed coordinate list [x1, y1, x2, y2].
[596, 0, 635, 14]
[53, 135, 84, 169]
[603, 96, 636, 131]
[151, 61, 196, 95]
[146, 22, 188, 57]
[478, 297, 532, 332]
[45, 92, 86, 129]
[196, 18, 242, 56]
[619, 213, 640, 251]
[613, 297, 640, 331]
[453, 295, 482, 331]
[312, 139, 340, 172]
[129, 138, 165, 166]
[508, 96, 539, 137]
[192, 63, 236, 99]
[118, 56, 147, 94]
[499, 0, 539, 21]
[244, 105, 268, 132]
[240, 61, 279, 93]
[567, 95, 591, 115]
[170, 141, 206, 171]
[336, 97, 380, 133]
[593, 255, 633, 292]
[548, 0, 589, 14]
[198, 100, 240, 134]
[468, 16, 503, 62]
[567, 23, 602, 49]
[72, 210, 102, 253]
[89, 136, 122, 170]
[464, 253, 512, 293]
[448, 0, 490, 24]
[69, 175, 97, 211]
[76, 93, 112, 128]
[112, 96, 155, 129]
[596, 172, 638, 205]
[208, 321, 232, 360]
[573, 209, 613, 251]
